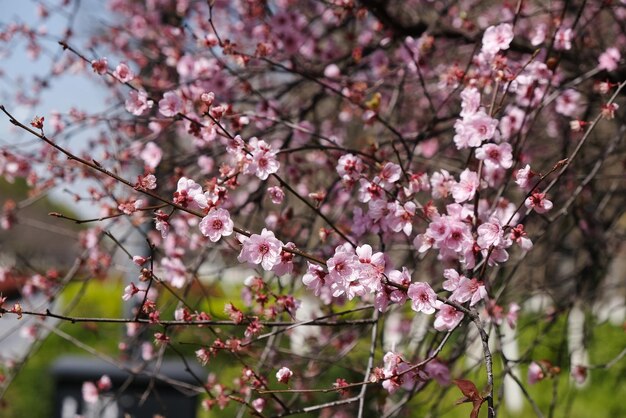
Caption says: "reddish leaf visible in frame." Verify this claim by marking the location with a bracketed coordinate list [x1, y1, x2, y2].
[453, 379, 485, 418]
[453, 379, 480, 401]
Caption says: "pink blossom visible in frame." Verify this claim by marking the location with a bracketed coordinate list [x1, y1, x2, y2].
[510, 224, 533, 250]
[336, 153, 364, 182]
[91, 57, 108, 74]
[433, 303, 464, 331]
[196, 348, 211, 366]
[379, 162, 402, 187]
[125, 90, 154, 115]
[238, 228, 283, 270]
[601, 103, 619, 120]
[159, 91, 182, 117]
[450, 277, 487, 306]
[154, 210, 170, 238]
[97, 375, 112, 391]
[173, 177, 205, 209]
[454, 111, 498, 149]
[251, 398, 266, 413]
[141, 342, 154, 361]
[137, 174, 157, 190]
[430, 170, 454, 199]
[122, 282, 140, 301]
[442, 269, 463, 292]
[424, 360, 451, 386]
[302, 262, 327, 296]
[481, 23, 514, 55]
[245, 138, 280, 180]
[407, 282, 438, 314]
[161, 257, 187, 288]
[477, 217, 504, 249]
[515, 164, 534, 189]
[388, 201, 416, 236]
[528, 361, 544, 385]
[273, 242, 296, 276]
[452, 169, 479, 203]
[460, 86, 481, 117]
[506, 303, 521, 329]
[114, 62, 134, 82]
[267, 186, 285, 204]
[140, 142, 162, 170]
[598, 47, 621, 71]
[82, 381, 99, 404]
[555, 89, 581, 117]
[525, 191, 553, 213]
[475, 143, 513, 169]
[530, 24, 547, 46]
[554, 28, 573, 50]
[276, 366, 293, 384]
[199, 208, 234, 242]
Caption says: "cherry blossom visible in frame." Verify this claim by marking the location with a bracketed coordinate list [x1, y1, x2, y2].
[114, 62, 134, 83]
[199, 208, 234, 242]
[598, 47, 621, 71]
[245, 138, 280, 180]
[481, 23, 514, 55]
[276, 367, 293, 384]
[407, 282, 438, 314]
[158, 91, 182, 117]
[528, 361, 545, 385]
[452, 169, 480, 203]
[433, 303, 464, 331]
[125, 90, 154, 115]
[238, 228, 283, 271]
[525, 191, 553, 213]
[139, 142, 162, 170]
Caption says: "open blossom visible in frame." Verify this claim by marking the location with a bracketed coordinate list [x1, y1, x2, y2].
[475, 142, 513, 169]
[302, 262, 327, 296]
[173, 177, 205, 209]
[114, 62, 134, 83]
[433, 302, 464, 331]
[336, 153, 364, 182]
[125, 90, 154, 115]
[407, 282, 437, 314]
[140, 142, 162, 170]
[555, 89, 581, 117]
[430, 169, 454, 199]
[481, 23, 514, 55]
[525, 191, 553, 213]
[91, 57, 108, 74]
[267, 186, 284, 204]
[453, 110, 498, 149]
[159, 91, 182, 117]
[442, 269, 463, 292]
[510, 224, 533, 250]
[477, 217, 504, 248]
[199, 208, 233, 242]
[452, 169, 479, 203]
[460, 86, 481, 117]
[245, 138, 280, 180]
[515, 164, 534, 188]
[276, 367, 293, 384]
[450, 277, 488, 306]
[598, 47, 621, 71]
[379, 162, 402, 188]
[554, 28, 573, 50]
[122, 282, 140, 301]
[238, 228, 283, 270]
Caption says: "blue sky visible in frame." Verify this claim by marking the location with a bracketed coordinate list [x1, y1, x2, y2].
[0, 0, 115, 216]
